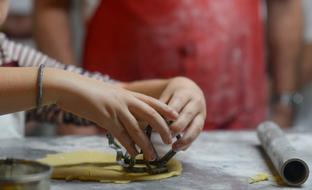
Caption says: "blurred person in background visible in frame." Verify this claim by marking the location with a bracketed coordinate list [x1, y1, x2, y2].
[2, 0, 33, 44]
[33, 0, 303, 131]
[292, 0, 312, 130]
[302, 0, 312, 86]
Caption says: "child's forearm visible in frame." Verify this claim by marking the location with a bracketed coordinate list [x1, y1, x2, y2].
[0, 67, 75, 116]
[121, 79, 171, 99]
[0, 67, 60, 115]
[0, 34, 115, 125]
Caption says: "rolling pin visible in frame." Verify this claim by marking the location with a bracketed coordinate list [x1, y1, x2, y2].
[257, 121, 309, 186]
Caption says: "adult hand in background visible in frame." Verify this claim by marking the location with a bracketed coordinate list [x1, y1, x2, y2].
[159, 77, 206, 151]
[271, 104, 294, 128]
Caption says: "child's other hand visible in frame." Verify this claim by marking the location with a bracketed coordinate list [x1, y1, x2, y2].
[159, 77, 206, 151]
[46, 69, 178, 161]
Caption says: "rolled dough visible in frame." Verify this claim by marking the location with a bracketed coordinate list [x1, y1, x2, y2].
[39, 151, 182, 183]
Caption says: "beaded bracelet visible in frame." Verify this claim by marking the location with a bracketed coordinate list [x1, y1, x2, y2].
[37, 64, 46, 108]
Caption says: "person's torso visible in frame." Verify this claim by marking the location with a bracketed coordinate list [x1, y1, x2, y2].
[83, 0, 267, 129]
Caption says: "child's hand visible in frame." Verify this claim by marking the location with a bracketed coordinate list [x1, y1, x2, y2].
[159, 77, 206, 151]
[45, 69, 178, 161]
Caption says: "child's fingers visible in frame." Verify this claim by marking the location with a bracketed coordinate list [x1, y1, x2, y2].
[159, 90, 173, 104]
[129, 99, 172, 145]
[170, 101, 199, 134]
[167, 92, 190, 113]
[172, 114, 204, 151]
[108, 122, 138, 157]
[133, 92, 178, 121]
[119, 109, 156, 161]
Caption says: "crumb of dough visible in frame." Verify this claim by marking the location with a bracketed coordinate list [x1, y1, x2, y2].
[249, 173, 269, 184]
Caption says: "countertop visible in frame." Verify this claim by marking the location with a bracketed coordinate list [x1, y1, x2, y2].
[1, 131, 312, 190]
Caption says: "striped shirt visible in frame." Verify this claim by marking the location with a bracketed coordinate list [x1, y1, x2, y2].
[0, 33, 112, 82]
[0, 33, 113, 126]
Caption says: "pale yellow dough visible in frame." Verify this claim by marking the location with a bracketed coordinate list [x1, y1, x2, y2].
[39, 151, 182, 183]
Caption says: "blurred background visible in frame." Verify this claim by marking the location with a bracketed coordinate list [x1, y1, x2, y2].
[2, 0, 312, 136]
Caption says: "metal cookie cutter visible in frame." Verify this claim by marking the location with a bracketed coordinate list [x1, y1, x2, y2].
[0, 158, 52, 190]
[107, 125, 181, 174]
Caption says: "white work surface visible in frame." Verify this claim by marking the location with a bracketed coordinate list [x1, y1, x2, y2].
[0, 131, 311, 190]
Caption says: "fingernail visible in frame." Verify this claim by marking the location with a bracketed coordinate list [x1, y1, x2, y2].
[172, 110, 179, 118]
[129, 150, 137, 157]
[134, 149, 139, 156]
[171, 131, 176, 137]
[134, 145, 140, 154]
[172, 143, 183, 152]
[150, 153, 157, 161]
[173, 145, 181, 152]
[173, 148, 182, 152]
[166, 138, 173, 145]
[130, 144, 139, 156]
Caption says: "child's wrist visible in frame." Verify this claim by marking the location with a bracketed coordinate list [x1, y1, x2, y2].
[43, 68, 71, 106]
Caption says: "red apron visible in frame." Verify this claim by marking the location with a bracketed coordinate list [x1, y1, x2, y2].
[83, 0, 267, 130]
